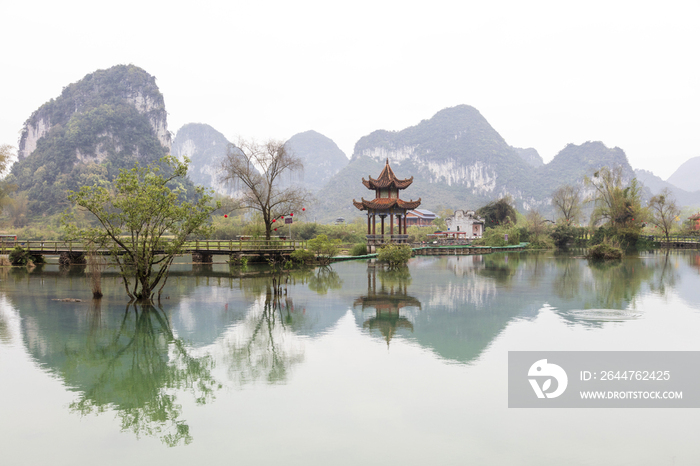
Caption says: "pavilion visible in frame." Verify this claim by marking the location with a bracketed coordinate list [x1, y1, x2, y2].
[353, 159, 421, 250]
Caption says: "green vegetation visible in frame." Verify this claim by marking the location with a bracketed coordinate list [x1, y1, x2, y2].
[377, 243, 412, 268]
[477, 197, 518, 229]
[307, 234, 341, 265]
[8, 246, 45, 266]
[290, 248, 315, 265]
[0, 144, 17, 213]
[66, 156, 219, 302]
[585, 166, 646, 248]
[474, 224, 520, 247]
[587, 242, 623, 261]
[551, 223, 576, 248]
[350, 243, 368, 256]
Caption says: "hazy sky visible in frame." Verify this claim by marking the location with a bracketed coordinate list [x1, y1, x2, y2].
[1, 1, 698, 179]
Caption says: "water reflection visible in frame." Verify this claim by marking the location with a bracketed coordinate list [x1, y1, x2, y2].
[221, 274, 305, 385]
[66, 302, 218, 446]
[3, 251, 700, 453]
[354, 266, 420, 345]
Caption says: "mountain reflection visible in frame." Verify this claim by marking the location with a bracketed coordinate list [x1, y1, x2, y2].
[3, 251, 697, 446]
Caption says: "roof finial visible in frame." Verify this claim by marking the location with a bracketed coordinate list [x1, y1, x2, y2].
[386, 158, 389, 165]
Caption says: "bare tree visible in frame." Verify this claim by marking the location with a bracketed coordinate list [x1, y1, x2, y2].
[551, 184, 582, 225]
[648, 188, 680, 242]
[220, 138, 311, 240]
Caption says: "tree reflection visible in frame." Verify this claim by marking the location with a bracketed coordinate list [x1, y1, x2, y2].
[68, 302, 218, 446]
[224, 274, 305, 385]
[354, 266, 421, 345]
[308, 266, 343, 295]
[584, 257, 655, 309]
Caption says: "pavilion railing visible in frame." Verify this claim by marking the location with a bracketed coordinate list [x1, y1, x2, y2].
[366, 234, 409, 244]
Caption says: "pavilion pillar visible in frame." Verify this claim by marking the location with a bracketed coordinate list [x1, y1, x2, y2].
[372, 214, 376, 235]
[404, 215, 407, 234]
[390, 213, 394, 236]
[381, 215, 385, 236]
[367, 213, 371, 235]
[397, 215, 401, 235]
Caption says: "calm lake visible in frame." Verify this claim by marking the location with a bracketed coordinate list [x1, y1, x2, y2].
[2, 251, 700, 465]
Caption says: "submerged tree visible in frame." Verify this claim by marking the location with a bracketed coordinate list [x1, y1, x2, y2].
[219, 139, 311, 240]
[67, 156, 219, 302]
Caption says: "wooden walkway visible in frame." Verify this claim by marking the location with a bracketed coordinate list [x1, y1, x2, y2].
[0, 239, 306, 258]
[645, 235, 700, 248]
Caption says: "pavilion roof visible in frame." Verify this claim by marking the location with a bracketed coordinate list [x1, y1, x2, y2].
[362, 159, 414, 190]
[353, 197, 422, 211]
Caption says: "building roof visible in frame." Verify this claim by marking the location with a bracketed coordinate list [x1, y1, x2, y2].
[353, 197, 422, 211]
[689, 213, 700, 220]
[361, 159, 414, 190]
[407, 209, 436, 219]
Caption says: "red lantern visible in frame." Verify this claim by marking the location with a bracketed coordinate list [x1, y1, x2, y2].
[291, 213, 293, 217]
[272, 219, 276, 223]
[274, 228, 277, 231]
[302, 208, 306, 211]
[281, 216, 284, 219]
[224, 214, 228, 218]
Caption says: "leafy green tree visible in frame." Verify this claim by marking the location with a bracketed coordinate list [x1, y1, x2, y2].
[0, 144, 17, 213]
[551, 223, 576, 248]
[67, 156, 219, 302]
[477, 196, 518, 228]
[377, 243, 412, 268]
[585, 166, 646, 246]
[585, 166, 644, 228]
[307, 234, 341, 265]
[648, 188, 680, 242]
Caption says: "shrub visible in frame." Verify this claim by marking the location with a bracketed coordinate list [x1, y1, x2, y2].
[349, 243, 368, 256]
[290, 248, 314, 264]
[377, 243, 412, 268]
[587, 242, 623, 261]
[307, 234, 341, 265]
[551, 224, 576, 248]
[9, 246, 44, 266]
[525, 237, 554, 249]
[474, 225, 520, 247]
[228, 255, 249, 267]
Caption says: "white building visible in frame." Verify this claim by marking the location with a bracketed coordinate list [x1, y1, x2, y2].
[445, 210, 485, 238]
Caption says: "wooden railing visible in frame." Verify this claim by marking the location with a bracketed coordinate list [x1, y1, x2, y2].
[644, 235, 700, 243]
[366, 234, 410, 244]
[0, 239, 307, 255]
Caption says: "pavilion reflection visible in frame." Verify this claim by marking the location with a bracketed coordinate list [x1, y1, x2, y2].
[354, 265, 421, 346]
